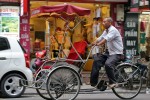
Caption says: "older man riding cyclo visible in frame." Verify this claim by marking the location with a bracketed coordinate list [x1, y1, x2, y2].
[90, 17, 123, 88]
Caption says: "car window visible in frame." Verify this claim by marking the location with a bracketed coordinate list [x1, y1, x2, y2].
[17, 41, 26, 53]
[0, 37, 10, 51]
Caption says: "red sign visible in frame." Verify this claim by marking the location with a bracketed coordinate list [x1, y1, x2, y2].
[20, 15, 30, 56]
[130, 8, 139, 12]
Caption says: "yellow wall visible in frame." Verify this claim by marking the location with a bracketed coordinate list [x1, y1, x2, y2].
[30, 18, 46, 31]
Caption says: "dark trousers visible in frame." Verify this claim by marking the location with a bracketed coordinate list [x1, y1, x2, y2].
[90, 52, 121, 86]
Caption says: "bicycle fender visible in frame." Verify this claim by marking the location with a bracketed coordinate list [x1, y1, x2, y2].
[117, 63, 138, 69]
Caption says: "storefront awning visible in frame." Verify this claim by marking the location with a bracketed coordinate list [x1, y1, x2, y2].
[31, 4, 91, 20]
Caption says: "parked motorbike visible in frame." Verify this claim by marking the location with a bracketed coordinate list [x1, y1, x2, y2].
[124, 53, 148, 78]
[32, 50, 52, 71]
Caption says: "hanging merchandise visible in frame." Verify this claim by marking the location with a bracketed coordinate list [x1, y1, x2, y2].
[140, 21, 146, 32]
[92, 23, 100, 37]
[140, 32, 146, 44]
[92, 18, 100, 38]
[95, 7, 101, 18]
[145, 20, 150, 38]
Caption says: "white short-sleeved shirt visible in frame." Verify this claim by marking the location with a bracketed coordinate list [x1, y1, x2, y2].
[97, 25, 123, 55]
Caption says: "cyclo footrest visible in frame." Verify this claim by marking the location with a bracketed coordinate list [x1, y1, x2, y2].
[19, 79, 45, 89]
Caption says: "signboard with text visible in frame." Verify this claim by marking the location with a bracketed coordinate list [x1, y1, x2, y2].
[0, 6, 20, 38]
[19, 0, 30, 55]
[124, 13, 139, 56]
[20, 15, 30, 55]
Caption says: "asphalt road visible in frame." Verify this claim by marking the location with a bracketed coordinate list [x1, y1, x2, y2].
[1, 86, 150, 100]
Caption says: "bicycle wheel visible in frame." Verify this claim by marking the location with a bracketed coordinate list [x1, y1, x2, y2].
[112, 64, 142, 99]
[35, 61, 78, 100]
[46, 66, 81, 100]
[35, 69, 51, 100]
[35, 60, 57, 100]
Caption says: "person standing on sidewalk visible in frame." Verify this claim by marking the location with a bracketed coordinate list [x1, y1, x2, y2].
[90, 17, 123, 88]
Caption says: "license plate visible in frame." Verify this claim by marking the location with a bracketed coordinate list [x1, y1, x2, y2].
[124, 68, 132, 73]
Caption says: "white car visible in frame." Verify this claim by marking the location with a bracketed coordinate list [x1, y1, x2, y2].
[0, 36, 33, 98]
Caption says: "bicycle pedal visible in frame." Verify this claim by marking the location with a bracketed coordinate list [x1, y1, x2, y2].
[97, 80, 107, 91]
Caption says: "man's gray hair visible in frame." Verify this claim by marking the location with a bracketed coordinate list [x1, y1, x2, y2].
[106, 17, 113, 22]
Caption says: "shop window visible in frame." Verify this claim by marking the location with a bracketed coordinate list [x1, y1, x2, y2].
[34, 31, 45, 52]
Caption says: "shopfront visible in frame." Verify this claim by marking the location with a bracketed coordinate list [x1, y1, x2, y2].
[30, 0, 128, 58]
[127, 0, 150, 57]
[126, 0, 150, 87]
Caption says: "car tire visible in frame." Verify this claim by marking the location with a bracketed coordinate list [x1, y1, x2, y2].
[0, 91, 3, 97]
[0, 73, 26, 98]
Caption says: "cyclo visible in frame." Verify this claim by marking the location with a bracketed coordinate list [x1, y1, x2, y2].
[20, 4, 144, 100]
[21, 43, 143, 100]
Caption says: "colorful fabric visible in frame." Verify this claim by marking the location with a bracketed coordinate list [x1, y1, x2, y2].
[140, 21, 145, 32]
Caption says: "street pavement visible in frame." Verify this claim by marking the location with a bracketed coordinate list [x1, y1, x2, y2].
[1, 84, 150, 100]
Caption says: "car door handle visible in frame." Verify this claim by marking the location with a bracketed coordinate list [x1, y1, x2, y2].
[0, 57, 6, 60]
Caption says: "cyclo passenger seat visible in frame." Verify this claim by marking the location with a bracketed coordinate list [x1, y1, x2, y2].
[66, 40, 87, 65]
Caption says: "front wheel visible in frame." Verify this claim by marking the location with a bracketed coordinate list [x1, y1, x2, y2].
[35, 69, 51, 100]
[35, 60, 56, 100]
[112, 64, 142, 99]
[46, 66, 81, 100]
[35, 61, 75, 100]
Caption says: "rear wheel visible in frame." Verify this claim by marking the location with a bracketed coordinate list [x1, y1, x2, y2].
[47, 66, 81, 100]
[0, 73, 26, 98]
[112, 64, 142, 99]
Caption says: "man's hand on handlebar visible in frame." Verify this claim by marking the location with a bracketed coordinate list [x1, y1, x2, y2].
[91, 41, 97, 46]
